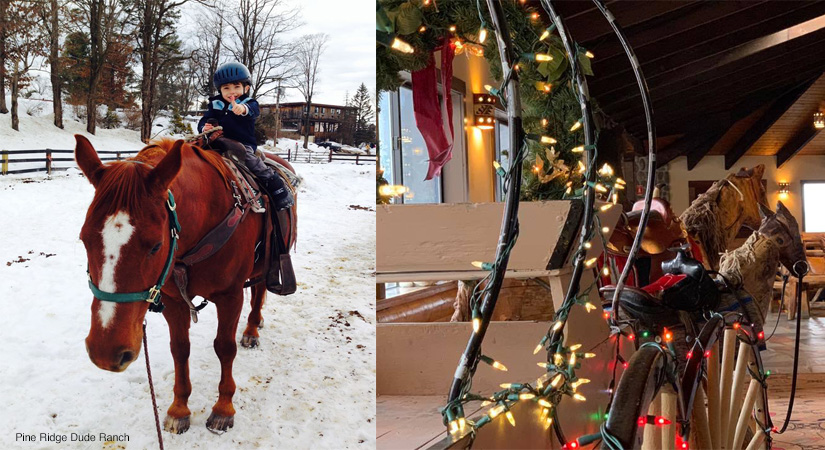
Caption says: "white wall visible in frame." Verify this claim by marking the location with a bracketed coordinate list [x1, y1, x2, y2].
[667, 154, 825, 229]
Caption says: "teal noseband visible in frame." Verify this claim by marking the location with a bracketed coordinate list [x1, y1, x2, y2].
[87, 190, 181, 310]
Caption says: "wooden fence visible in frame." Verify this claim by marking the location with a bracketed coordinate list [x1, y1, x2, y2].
[1, 146, 375, 176]
[0, 149, 140, 175]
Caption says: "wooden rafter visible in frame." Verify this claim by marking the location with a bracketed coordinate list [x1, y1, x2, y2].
[776, 126, 823, 168]
[724, 78, 817, 169]
[655, 119, 724, 169]
[591, 2, 825, 98]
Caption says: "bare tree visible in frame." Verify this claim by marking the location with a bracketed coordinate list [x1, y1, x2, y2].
[38, 0, 65, 128]
[191, 6, 224, 99]
[7, 1, 48, 130]
[131, 0, 190, 142]
[224, 0, 301, 99]
[76, 0, 128, 134]
[0, 0, 10, 114]
[294, 33, 327, 149]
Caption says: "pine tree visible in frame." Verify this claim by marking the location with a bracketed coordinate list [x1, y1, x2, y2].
[350, 83, 375, 145]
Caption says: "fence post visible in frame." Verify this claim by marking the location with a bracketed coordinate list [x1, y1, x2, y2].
[46, 149, 52, 175]
[287, 147, 291, 162]
[116, 152, 121, 161]
[356, 154, 360, 165]
[1, 151, 7, 175]
[328, 150, 333, 163]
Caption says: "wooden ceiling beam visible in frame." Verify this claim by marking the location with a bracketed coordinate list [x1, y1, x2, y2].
[561, 1, 696, 44]
[589, 2, 825, 98]
[602, 26, 825, 113]
[589, 1, 767, 70]
[687, 129, 727, 170]
[776, 126, 823, 168]
[655, 119, 725, 169]
[724, 79, 816, 169]
[620, 66, 825, 135]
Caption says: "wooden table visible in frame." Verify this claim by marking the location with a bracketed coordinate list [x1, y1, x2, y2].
[785, 273, 825, 320]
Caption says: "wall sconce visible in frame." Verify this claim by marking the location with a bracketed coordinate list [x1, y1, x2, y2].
[473, 93, 497, 130]
[778, 182, 790, 200]
[814, 112, 824, 129]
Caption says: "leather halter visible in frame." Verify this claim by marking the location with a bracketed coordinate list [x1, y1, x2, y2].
[87, 190, 181, 312]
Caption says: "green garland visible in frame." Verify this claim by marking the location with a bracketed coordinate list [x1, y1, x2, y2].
[376, 0, 603, 201]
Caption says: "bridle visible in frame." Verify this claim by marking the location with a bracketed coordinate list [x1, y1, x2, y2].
[86, 189, 180, 313]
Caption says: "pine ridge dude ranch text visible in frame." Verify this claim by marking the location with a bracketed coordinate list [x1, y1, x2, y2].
[16, 432, 129, 444]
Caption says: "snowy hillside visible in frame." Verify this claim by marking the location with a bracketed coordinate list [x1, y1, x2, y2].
[0, 109, 376, 449]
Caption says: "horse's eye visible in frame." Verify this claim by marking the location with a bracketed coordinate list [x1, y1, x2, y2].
[777, 238, 784, 245]
[150, 243, 162, 255]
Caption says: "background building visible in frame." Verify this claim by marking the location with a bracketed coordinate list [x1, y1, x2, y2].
[259, 102, 357, 145]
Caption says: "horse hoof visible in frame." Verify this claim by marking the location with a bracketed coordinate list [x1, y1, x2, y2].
[241, 335, 259, 348]
[163, 415, 190, 434]
[206, 413, 234, 431]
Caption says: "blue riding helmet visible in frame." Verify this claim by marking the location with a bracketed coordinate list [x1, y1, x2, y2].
[214, 62, 251, 88]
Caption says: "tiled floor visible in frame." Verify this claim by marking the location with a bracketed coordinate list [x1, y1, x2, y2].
[767, 374, 825, 450]
[762, 304, 825, 373]
[760, 303, 825, 449]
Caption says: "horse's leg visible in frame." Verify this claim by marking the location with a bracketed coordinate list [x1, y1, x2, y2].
[241, 284, 266, 348]
[206, 290, 244, 431]
[161, 299, 192, 434]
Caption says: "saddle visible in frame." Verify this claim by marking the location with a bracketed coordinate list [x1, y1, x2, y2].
[601, 245, 720, 328]
[622, 198, 686, 255]
[186, 127, 298, 296]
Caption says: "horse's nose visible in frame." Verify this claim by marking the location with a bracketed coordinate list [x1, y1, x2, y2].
[117, 350, 136, 369]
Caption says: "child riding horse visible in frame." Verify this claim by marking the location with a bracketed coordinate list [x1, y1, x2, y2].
[77, 136, 291, 433]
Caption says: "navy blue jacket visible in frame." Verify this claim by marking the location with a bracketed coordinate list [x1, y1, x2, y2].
[197, 92, 260, 149]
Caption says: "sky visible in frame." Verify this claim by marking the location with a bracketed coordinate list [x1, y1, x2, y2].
[180, 0, 375, 107]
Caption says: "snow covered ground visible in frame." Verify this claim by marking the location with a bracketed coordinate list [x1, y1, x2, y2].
[0, 113, 376, 449]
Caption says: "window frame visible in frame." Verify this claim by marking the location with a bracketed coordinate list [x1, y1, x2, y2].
[801, 180, 825, 232]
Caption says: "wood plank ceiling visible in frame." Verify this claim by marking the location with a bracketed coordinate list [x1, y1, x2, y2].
[543, 0, 825, 169]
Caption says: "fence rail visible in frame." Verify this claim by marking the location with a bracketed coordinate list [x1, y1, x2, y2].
[1, 149, 140, 175]
[1, 145, 375, 176]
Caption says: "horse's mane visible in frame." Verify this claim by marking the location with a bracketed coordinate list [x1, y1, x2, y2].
[88, 139, 234, 216]
[718, 232, 779, 317]
[679, 182, 726, 268]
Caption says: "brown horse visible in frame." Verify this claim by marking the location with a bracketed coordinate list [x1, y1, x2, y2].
[76, 135, 293, 433]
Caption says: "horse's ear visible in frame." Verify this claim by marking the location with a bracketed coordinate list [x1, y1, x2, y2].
[148, 140, 184, 194]
[776, 200, 791, 216]
[759, 202, 774, 219]
[74, 134, 103, 187]
[752, 164, 765, 180]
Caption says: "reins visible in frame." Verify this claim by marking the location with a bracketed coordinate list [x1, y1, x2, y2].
[773, 259, 809, 435]
[143, 321, 164, 450]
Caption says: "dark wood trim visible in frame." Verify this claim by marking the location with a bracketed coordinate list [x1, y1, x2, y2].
[724, 79, 815, 169]
[546, 200, 583, 270]
[776, 126, 822, 168]
[623, 66, 825, 136]
[589, 1, 766, 64]
[655, 119, 724, 168]
[604, 27, 825, 116]
[590, 2, 825, 98]
[687, 128, 726, 170]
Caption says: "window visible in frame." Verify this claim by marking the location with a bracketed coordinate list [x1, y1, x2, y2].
[802, 182, 825, 231]
[378, 85, 454, 204]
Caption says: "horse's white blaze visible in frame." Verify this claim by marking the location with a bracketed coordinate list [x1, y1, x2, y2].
[98, 211, 134, 328]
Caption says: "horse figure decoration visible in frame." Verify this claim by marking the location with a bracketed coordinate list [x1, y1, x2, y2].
[603, 200, 805, 359]
[607, 165, 767, 285]
[716, 201, 807, 330]
[76, 135, 296, 433]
